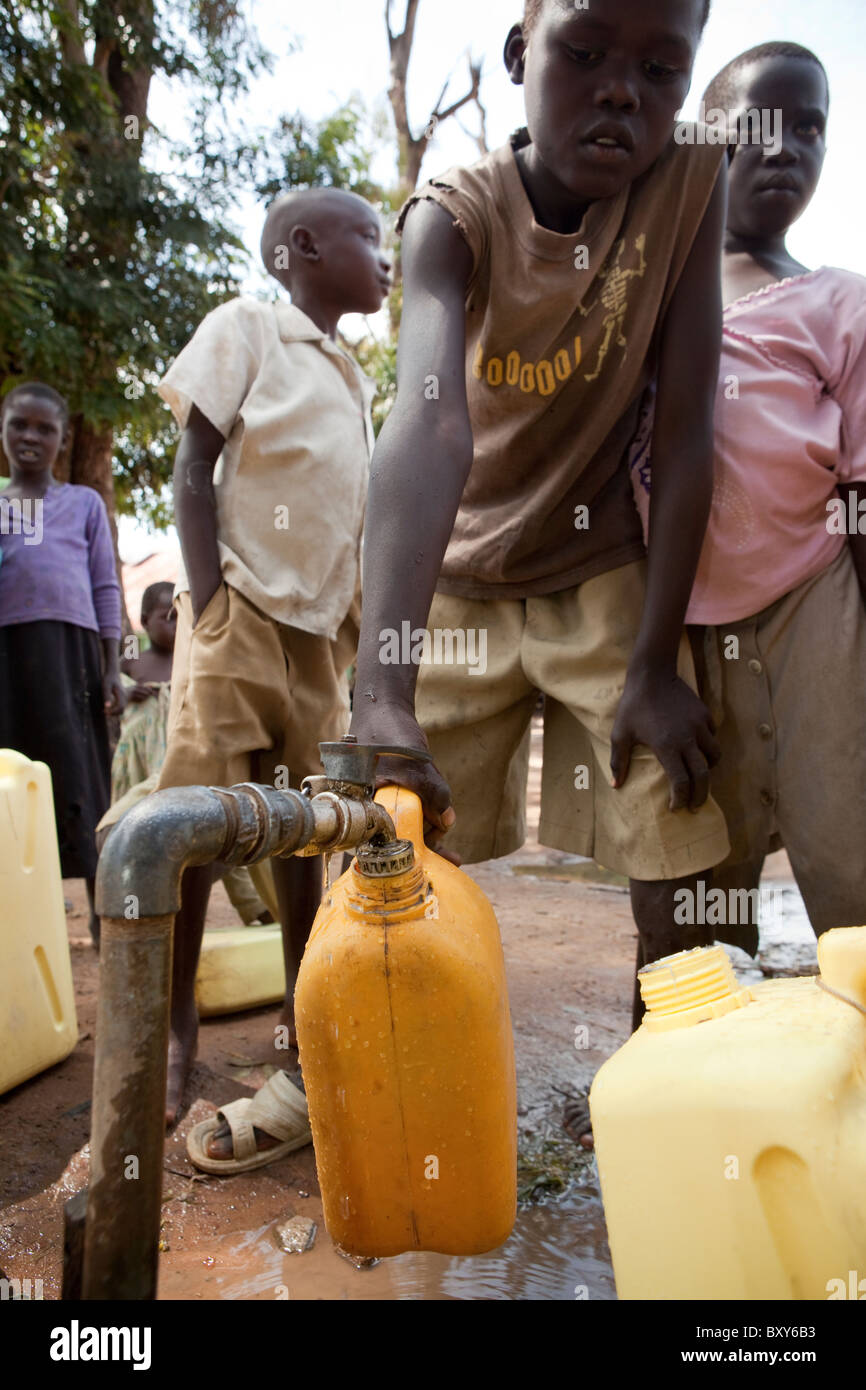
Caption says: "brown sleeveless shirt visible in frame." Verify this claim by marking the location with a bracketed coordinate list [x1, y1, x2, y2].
[397, 125, 724, 598]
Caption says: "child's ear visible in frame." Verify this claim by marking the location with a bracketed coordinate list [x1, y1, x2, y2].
[503, 23, 527, 86]
[289, 225, 320, 263]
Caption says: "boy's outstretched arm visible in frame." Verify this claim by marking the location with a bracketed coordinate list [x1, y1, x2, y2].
[349, 200, 474, 832]
[610, 162, 728, 812]
[173, 404, 226, 624]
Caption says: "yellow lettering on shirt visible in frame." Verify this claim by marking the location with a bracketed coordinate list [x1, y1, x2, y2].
[469, 232, 646, 397]
[473, 336, 583, 396]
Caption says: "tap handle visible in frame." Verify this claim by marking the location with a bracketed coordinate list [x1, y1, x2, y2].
[318, 738, 432, 789]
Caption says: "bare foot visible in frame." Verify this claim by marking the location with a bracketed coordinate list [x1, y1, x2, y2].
[205, 1119, 285, 1160]
[166, 1010, 198, 1128]
[561, 1092, 594, 1149]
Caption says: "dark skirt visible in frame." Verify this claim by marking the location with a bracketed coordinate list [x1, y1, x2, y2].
[0, 621, 111, 878]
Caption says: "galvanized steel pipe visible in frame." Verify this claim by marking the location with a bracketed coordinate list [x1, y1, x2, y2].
[82, 780, 395, 1300]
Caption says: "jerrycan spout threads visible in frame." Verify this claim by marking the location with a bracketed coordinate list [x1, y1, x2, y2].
[638, 944, 752, 1032]
[355, 838, 416, 878]
[349, 838, 427, 922]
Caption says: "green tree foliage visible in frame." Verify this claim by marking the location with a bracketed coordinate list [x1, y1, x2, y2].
[0, 2, 395, 529]
[261, 98, 395, 212]
[0, 0, 272, 525]
[347, 305, 398, 439]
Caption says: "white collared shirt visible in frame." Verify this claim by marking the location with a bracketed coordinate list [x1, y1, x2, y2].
[159, 297, 375, 638]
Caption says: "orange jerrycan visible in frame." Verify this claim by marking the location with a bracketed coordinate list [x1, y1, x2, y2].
[295, 785, 517, 1258]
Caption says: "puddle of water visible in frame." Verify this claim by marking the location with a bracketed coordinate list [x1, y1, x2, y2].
[385, 1185, 614, 1301]
[510, 858, 628, 890]
[722, 879, 818, 986]
[159, 1180, 615, 1302]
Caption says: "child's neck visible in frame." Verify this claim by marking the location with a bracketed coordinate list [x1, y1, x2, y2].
[513, 145, 590, 235]
[5, 467, 61, 499]
[126, 645, 173, 681]
[722, 230, 811, 308]
[289, 286, 340, 341]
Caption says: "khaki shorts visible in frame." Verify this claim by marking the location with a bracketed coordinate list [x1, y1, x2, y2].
[697, 544, 866, 941]
[416, 560, 730, 880]
[157, 582, 357, 792]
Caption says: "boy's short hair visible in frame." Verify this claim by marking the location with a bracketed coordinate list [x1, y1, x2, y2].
[1, 381, 70, 430]
[260, 187, 366, 282]
[522, 0, 712, 38]
[140, 580, 174, 623]
[703, 41, 829, 112]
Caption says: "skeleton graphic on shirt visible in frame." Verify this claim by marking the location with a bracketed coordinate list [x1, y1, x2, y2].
[579, 234, 648, 383]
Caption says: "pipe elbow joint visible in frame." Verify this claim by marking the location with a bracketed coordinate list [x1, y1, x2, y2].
[95, 786, 231, 919]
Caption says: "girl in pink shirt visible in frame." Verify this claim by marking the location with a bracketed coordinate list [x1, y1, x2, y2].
[632, 43, 866, 950]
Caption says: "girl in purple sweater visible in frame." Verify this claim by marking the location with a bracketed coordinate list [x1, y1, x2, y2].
[0, 382, 126, 944]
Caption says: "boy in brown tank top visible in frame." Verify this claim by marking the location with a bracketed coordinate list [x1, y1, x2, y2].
[350, 0, 731, 1030]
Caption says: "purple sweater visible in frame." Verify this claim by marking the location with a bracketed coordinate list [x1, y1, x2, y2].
[0, 483, 122, 639]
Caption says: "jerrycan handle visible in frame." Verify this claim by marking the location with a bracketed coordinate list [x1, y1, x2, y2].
[373, 784, 426, 851]
[817, 926, 866, 1015]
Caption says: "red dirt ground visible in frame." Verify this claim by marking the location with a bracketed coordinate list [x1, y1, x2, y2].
[4, 723, 788, 1299]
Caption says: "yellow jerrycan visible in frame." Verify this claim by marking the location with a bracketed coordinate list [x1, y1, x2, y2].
[590, 934, 866, 1300]
[295, 785, 517, 1258]
[0, 750, 78, 1094]
[195, 925, 286, 1017]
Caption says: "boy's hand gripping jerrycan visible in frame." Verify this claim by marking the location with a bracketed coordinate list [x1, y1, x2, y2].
[590, 937, 866, 1300]
[295, 754, 517, 1259]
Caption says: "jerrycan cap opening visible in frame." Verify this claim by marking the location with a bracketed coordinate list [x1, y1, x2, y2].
[638, 944, 752, 1032]
[355, 839, 415, 878]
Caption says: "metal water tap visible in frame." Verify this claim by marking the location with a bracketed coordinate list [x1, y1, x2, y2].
[295, 736, 432, 857]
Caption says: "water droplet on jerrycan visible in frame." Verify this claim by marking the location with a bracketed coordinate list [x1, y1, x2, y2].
[295, 785, 517, 1259]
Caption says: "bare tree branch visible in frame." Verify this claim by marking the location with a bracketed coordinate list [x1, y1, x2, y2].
[383, 4, 488, 322]
[55, 0, 87, 68]
[401, 0, 422, 52]
[471, 89, 490, 157]
[431, 74, 450, 116]
[433, 59, 482, 127]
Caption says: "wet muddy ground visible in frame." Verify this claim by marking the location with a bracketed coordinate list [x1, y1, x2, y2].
[0, 725, 817, 1300]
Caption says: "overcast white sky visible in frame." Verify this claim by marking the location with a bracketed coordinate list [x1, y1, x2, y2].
[223, 0, 863, 274]
[128, 0, 863, 558]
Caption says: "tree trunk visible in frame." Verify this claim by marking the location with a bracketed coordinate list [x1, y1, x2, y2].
[68, 417, 132, 635]
[385, 0, 484, 334]
[53, 5, 156, 637]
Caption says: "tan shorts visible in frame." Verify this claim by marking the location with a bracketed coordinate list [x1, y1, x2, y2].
[697, 544, 866, 940]
[157, 582, 357, 792]
[415, 560, 730, 880]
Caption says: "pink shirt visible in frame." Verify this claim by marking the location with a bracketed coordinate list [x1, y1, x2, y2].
[630, 267, 866, 623]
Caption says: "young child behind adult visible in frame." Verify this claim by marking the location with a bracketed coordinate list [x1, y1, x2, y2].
[632, 43, 866, 950]
[112, 581, 175, 801]
[348, 0, 732, 1032]
[0, 383, 125, 945]
[154, 187, 390, 1156]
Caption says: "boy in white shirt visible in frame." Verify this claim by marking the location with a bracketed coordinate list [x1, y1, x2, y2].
[155, 188, 390, 1138]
